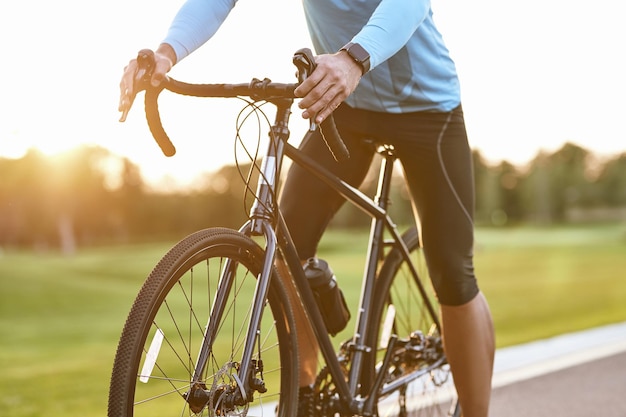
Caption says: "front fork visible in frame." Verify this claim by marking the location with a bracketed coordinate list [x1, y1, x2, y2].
[185, 102, 292, 412]
[184, 221, 278, 412]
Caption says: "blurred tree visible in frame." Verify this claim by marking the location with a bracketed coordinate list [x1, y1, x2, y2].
[472, 150, 492, 225]
[472, 151, 524, 226]
[50, 146, 114, 251]
[0, 150, 56, 247]
[596, 153, 626, 206]
[0, 146, 121, 251]
[111, 157, 146, 241]
[522, 143, 594, 223]
[201, 161, 256, 229]
[1, 142, 624, 250]
[521, 151, 552, 224]
[493, 161, 523, 225]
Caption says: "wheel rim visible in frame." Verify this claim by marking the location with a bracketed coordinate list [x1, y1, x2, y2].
[109, 231, 297, 417]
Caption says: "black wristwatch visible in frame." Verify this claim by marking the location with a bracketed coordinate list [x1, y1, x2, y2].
[340, 42, 371, 75]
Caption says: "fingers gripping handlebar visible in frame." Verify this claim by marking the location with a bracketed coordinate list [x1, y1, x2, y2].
[131, 49, 175, 157]
[133, 48, 349, 161]
[292, 48, 350, 162]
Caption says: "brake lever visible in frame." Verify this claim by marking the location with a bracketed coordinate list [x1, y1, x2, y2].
[292, 48, 318, 132]
[120, 49, 156, 122]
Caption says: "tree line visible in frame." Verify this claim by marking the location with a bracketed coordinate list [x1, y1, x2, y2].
[1, 142, 624, 252]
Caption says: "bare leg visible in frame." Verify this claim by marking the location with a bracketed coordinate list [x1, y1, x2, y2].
[441, 291, 495, 417]
[277, 259, 319, 386]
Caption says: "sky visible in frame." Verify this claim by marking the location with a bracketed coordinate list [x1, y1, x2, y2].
[1, 0, 624, 187]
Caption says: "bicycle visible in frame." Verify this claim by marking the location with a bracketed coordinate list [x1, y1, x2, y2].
[108, 48, 461, 417]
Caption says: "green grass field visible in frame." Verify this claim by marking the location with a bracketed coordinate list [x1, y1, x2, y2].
[1, 224, 625, 416]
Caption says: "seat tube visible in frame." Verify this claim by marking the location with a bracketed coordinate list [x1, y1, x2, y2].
[349, 148, 397, 394]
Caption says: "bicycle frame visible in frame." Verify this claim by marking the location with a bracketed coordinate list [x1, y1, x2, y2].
[192, 98, 442, 414]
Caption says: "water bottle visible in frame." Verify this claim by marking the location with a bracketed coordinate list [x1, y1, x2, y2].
[303, 257, 351, 336]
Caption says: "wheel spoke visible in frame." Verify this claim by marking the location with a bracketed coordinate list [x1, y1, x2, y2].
[108, 229, 298, 417]
[368, 228, 458, 417]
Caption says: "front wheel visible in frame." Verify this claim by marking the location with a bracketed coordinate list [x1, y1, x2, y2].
[108, 227, 299, 417]
[365, 227, 460, 417]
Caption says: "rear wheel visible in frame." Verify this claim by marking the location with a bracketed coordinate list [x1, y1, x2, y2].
[108, 227, 298, 417]
[365, 227, 459, 417]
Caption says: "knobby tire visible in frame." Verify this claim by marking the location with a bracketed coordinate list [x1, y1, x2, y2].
[108, 227, 298, 417]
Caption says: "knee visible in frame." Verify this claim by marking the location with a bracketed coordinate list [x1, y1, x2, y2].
[430, 262, 479, 306]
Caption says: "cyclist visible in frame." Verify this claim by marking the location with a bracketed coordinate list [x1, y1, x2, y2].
[119, 1, 495, 416]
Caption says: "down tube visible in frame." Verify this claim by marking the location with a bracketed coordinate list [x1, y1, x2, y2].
[275, 213, 354, 408]
[283, 140, 391, 396]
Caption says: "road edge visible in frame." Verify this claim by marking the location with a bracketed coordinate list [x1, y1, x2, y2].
[492, 321, 626, 388]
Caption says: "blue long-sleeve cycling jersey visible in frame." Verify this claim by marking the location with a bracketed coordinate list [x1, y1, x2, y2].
[163, 0, 460, 113]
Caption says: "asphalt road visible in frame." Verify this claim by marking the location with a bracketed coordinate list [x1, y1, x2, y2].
[258, 323, 626, 416]
[405, 322, 626, 416]
[490, 350, 626, 417]
[489, 321, 626, 417]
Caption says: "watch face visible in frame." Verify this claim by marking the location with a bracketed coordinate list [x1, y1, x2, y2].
[343, 42, 370, 73]
[348, 43, 369, 63]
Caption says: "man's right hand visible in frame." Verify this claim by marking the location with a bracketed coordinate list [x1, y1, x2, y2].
[118, 44, 177, 122]
[294, 51, 363, 125]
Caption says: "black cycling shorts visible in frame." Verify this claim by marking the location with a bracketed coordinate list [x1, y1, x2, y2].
[279, 104, 479, 306]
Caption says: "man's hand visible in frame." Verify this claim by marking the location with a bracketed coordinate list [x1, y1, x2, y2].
[294, 51, 363, 124]
[118, 44, 177, 122]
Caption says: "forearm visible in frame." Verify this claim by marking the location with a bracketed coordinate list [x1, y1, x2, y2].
[162, 0, 238, 63]
[352, 0, 430, 69]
